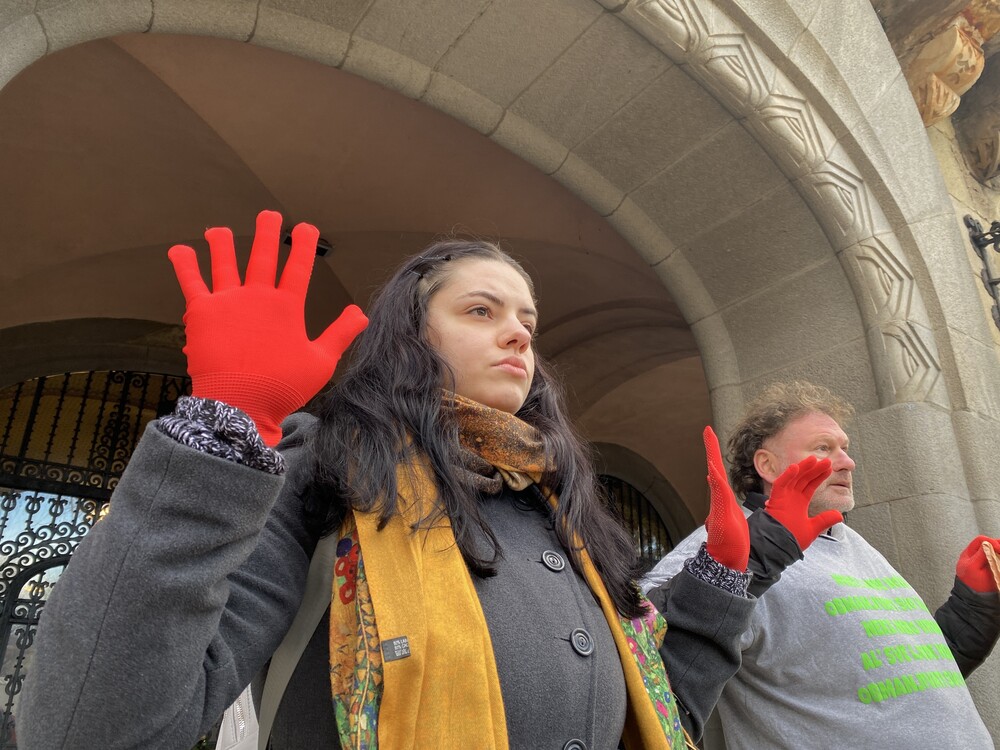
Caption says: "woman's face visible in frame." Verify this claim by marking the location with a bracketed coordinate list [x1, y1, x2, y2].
[425, 258, 537, 414]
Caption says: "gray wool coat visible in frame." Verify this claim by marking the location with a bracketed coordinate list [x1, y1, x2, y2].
[20, 414, 752, 750]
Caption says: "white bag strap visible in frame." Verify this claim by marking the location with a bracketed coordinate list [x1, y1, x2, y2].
[257, 533, 339, 749]
[216, 533, 338, 750]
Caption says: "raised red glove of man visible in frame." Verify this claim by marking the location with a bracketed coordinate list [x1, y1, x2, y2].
[763, 455, 841, 550]
[703, 426, 751, 572]
[168, 210, 368, 446]
[703, 426, 838, 572]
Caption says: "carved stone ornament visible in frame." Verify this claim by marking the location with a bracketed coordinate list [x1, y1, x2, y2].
[618, 0, 949, 408]
[961, 0, 1000, 45]
[911, 72, 963, 125]
[970, 129, 1000, 180]
[907, 23, 985, 126]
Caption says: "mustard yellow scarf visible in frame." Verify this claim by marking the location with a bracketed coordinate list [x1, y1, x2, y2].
[328, 395, 688, 749]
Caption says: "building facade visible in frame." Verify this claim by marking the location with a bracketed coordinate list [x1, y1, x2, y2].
[1, 0, 999, 745]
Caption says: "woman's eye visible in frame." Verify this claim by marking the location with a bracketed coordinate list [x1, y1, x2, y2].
[470, 306, 490, 317]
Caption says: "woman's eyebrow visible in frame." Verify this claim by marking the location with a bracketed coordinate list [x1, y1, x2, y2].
[459, 290, 537, 318]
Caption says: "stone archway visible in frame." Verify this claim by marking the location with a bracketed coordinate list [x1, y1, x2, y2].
[0, 319, 187, 390]
[2, 0, 999, 733]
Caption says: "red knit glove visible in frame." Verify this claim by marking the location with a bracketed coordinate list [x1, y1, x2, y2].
[703, 426, 750, 572]
[956, 535, 1000, 593]
[168, 210, 368, 446]
[763, 456, 840, 551]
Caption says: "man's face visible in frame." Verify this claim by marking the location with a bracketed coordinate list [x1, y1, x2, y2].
[756, 411, 856, 515]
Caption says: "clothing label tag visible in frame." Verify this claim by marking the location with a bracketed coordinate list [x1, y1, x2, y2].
[382, 636, 411, 662]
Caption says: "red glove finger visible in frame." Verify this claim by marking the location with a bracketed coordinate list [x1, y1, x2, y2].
[169, 209, 369, 446]
[317, 304, 371, 358]
[956, 535, 1000, 593]
[245, 209, 282, 287]
[279, 222, 320, 296]
[206, 226, 240, 293]
[703, 426, 750, 572]
[167, 244, 209, 303]
[764, 456, 839, 551]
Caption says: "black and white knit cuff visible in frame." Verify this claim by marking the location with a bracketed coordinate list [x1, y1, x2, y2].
[684, 543, 753, 598]
[157, 396, 285, 475]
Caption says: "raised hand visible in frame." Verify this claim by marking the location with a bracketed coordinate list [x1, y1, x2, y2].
[703, 426, 750, 572]
[956, 535, 1000, 593]
[168, 210, 369, 446]
[763, 456, 838, 551]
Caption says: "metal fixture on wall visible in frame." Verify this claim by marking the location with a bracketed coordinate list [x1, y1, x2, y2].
[964, 214, 1000, 331]
[281, 230, 333, 257]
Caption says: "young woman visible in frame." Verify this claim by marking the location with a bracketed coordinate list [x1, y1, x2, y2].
[21, 211, 834, 750]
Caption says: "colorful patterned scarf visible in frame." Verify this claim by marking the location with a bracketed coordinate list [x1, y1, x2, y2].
[328, 394, 689, 749]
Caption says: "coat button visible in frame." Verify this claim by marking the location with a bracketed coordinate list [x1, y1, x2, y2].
[570, 628, 594, 657]
[541, 549, 565, 572]
[563, 740, 587, 750]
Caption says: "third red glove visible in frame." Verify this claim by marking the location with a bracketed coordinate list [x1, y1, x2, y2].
[956, 535, 1000, 593]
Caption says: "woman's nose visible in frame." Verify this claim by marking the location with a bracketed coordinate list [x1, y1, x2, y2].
[502, 323, 531, 352]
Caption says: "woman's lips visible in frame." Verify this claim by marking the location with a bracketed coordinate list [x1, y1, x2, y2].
[496, 358, 528, 377]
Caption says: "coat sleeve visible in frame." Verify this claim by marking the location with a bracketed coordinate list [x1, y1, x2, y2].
[20, 415, 321, 750]
[647, 547, 755, 741]
[639, 526, 706, 593]
[934, 577, 1000, 677]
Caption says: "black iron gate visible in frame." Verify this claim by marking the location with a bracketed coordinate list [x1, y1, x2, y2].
[600, 475, 674, 572]
[0, 371, 189, 748]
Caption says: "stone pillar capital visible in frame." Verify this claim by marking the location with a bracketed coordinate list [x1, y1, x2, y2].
[907, 21, 986, 125]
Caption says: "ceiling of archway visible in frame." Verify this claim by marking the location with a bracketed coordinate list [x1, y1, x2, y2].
[0, 32, 711, 507]
[0, 32, 697, 401]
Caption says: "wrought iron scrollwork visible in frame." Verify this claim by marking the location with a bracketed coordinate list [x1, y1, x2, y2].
[0, 560, 67, 750]
[0, 371, 190, 499]
[0, 370, 190, 748]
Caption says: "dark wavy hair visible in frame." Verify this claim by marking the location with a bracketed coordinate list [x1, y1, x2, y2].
[305, 239, 643, 616]
[728, 380, 855, 500]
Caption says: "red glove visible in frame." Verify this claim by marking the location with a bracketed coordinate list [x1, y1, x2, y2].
[703, 426, 750, 572]
[763, 456, 840, 551]
[168, 210, 368, 446]
[956, 535, 1000, 593]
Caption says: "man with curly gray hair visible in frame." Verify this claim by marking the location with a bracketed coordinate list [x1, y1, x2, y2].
[727, 381, 855, 512]
[642, 381, 1000, 749]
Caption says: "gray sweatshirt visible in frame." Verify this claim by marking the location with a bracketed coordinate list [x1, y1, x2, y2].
[643, 518, 996, 749]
